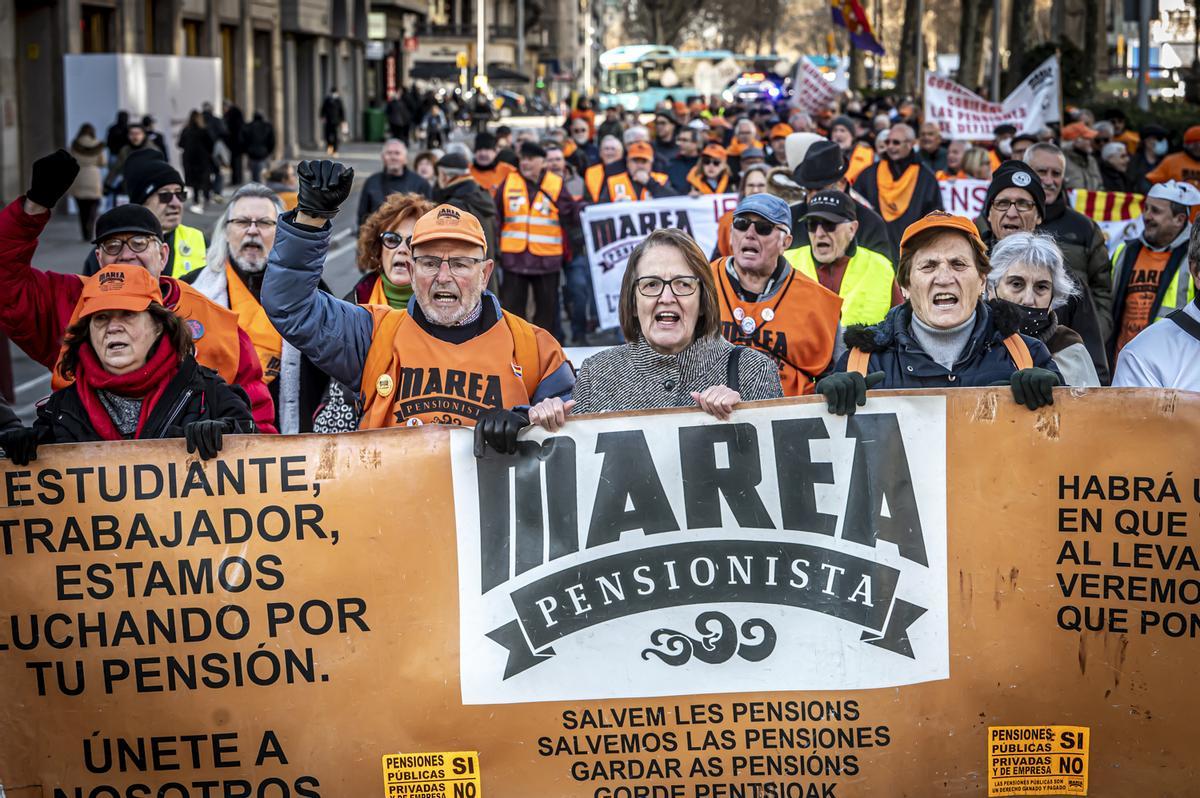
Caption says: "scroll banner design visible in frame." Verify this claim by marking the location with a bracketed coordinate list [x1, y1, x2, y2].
[488, 540, 927, 678]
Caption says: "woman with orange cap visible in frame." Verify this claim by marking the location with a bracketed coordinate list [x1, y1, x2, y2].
[686, 144, 732, 195]
[815, 212, 1063, 414]
[0, 265, 255, 464]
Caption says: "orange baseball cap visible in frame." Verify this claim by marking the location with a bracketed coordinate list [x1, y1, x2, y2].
[1061, 122, 1097, 141]
[77, 265, 162, 317]
[899, 211, 985, 256]
[411, 204, 488, 250]
[627, 141, 654, 160]
[701, 143, 727, 161]
[770, 123, 794, 140]
[1185, 125, 1200, 145]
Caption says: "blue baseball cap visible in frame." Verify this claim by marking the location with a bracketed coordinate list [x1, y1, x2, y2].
[734, 193, 792, 231]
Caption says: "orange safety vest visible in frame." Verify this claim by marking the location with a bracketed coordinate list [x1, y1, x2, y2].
[586, 168, 669, 203]
[845, 334, 1033, 374]
[358, 306, 552, 429]
[846, 144, 875, 184]
[52, 277, 242, 390]
[470, 161, 516, 195]
[499, 171, 564, 256]
[225, 262, 284, 383]
[686, 165, 729, 195]
[711, 257, 843, 396]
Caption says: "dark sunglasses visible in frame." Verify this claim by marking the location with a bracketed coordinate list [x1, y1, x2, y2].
[806, 219, 840, 234]
[701, 157, 724, 167]
[380, 232, 411, 250]
[732, 216, 779, 235]
[155, 190, 187, 204]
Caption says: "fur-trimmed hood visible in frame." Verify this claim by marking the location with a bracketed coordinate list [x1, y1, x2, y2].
[843, 298, 1026, 353]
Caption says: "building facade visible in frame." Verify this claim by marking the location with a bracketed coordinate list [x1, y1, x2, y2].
[1, 0, 370, 200]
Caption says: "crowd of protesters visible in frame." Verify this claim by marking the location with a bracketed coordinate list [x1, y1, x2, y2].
[1, 85, 1198, 465]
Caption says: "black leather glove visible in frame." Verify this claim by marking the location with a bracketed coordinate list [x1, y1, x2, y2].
[185, 420, 231, 460]
[295, 160, 354, 219]
[816, 371, 885, 416]
[1006, 367, 1061, 411]
[473, 408, 530, 457]
[0, 427, 40, 466]
[27, 149, 80, 209]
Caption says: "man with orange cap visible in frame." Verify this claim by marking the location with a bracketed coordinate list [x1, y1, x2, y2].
[1146, 126, 1200, 191]
[766, 123, 794, 167]
[584, 141, 674, 203]
[1060, 122, 1102, 191]
[262, 160, 574, 451]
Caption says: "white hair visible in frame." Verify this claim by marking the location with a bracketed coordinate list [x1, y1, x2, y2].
[735, 118, 756, 135]
[206, 183, 284, 272]
[1100, 142, 1127, 163]
[1092, 121, 1114, 138]
[623, 126, 650, 145]
[987, 232, 1080, 310]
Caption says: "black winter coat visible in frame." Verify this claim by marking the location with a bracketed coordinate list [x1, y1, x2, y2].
[836, 300, 1061, 388]
[356, 169, 434, 227]
[241, 119, 277, 160]
[34, 356, 255, 444]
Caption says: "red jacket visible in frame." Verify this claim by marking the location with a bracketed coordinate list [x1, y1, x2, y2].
[0, 198, 278, 433]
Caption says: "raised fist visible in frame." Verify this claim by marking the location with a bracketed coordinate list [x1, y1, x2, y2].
[27, 149, 80, 210]
[295, 160, 354, 219]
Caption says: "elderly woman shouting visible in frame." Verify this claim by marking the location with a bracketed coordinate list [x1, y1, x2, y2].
[529, 228, 782, 430]
[0, 265, 255, 464]
[817, 212, 1062, 414]
[987, 233, 1100, 387]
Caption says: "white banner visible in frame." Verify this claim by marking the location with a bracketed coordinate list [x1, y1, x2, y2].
[793, 56, 849, 114]
[924, 56, 1060, 140]
[939, 178, 991, 219]
[584, 193, 737, 330]
[451, 397, 950, 705]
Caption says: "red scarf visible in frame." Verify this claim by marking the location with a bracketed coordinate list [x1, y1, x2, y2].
[73, 337, 181, 441]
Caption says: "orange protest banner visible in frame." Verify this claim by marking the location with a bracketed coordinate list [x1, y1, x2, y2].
[1, 389, 1197, 796]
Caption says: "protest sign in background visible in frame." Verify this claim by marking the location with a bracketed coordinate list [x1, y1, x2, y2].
[793, 57, 849, 115]
[584, 193, 736, 330]
[937, 179, 1144, 254]
[2, 390, 1199, 796]
[924, 57, 1060, 139]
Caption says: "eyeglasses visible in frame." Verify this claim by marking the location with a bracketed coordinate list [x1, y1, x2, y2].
[229, 217, 277, 231]
[412, 255, 486, 276]
[885, 139, 908, 146]
[155, 190, 187, 204]
[571, 127, 589, 134]
[732, 216, 781, 235]
[635, 276, 700, 297]
[806, 219, 841, 234]
[701, 157, 724, 167]
[380, 231, 411, 250]
[99, 235, 157, 255]
[992, 199, 1037, 213]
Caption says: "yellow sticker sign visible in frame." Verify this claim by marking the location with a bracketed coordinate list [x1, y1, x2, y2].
[987, 726, 1089, 796]
[382, 751, 481, 798]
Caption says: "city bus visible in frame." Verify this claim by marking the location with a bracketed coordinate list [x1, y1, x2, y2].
[598, 46, 744, 112]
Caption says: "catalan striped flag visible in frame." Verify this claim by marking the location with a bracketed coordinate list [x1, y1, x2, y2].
[1071, 189, 1143, 223]
[830, 0, 885, 55]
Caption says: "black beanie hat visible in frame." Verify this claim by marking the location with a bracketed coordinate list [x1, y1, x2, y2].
[475, 131, 498, 150]
[123, 149, 184, 205]
[984, 160, 1046, 221]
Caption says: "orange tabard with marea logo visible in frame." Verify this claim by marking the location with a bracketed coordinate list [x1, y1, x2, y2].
[711, 256, 843, 395]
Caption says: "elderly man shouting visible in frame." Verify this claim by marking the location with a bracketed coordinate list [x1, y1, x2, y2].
[263, 160, 574, 452]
